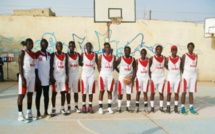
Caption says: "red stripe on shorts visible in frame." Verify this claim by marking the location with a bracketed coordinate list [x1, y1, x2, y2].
[167, 81, 171, 93]
[146, 80, 149, 92]
[151, 80, 155, 93]
[131, 81, 134, 93]
[177, 82, 181, 94]
[162, 81, 166, 93]
[195, 81, 197, 93]
[99, 77, 104, 91]
[136, 78, 139, 92]
[92, 81, 96, 94]
[81, 80, 84, 94]
[110, 78, 114, 92]
[78, 79, 80, 93]
[52, 84, 56, 92]
[22, 86, 27, 94]
[183, 78, 187, 93]
[118, 81, 122, 95]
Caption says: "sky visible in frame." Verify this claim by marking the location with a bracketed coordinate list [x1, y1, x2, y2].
[0, 0, 214, 23]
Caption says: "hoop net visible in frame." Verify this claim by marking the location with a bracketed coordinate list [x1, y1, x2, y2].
[206, 33, 215, 38]
[110, 17, 123, 25]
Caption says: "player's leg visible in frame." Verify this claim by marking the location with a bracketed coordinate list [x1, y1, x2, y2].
[59, 82, 67, 115]
[158, 79, 165, 113]
[117, 76, 124, 113]
[98, 75, 106, 114]
[81, 77, 88, 113]
[143, 79, 150, 113]
[174, 81, 180, 113]
[166, 81, 172, 113]
[107, 77, 114, 114]
[73, 78, 81, 113]
[126, 82, 133, 112]
[35, 85, 42, 118]
[150, 79, 156, 112]
[188, 78, 198, 115]
[51, 84, 57, 116]
[135, 77, 141, 113]
[88, 76, 95, 113]
[42, 86, 50, 117]
[181, 78, 188, 115]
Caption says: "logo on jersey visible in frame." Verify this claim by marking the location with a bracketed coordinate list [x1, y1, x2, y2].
[124, 64, 131, 71]
[141, 68, 147, 73]
[190, 61, 196, 67]
[156, 63, 163, 69]
[30, 59, 36, 67]
[58, 62, 65, 68]
[39, 57, 43, 61]
[105, 63, 112, 69]
[171, 64, 179, 70]
[70, 64, 78, 67]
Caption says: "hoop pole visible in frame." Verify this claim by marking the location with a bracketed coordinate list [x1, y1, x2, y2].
[106, 22, 111, 42]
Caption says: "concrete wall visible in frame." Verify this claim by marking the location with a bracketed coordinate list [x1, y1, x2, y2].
[13, 8, 56, 16]
[0, 16, 214, 81]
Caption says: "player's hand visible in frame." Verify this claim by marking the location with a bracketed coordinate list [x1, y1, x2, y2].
[51, 77, 56, 85]
[131, 77, 135, 82]
[65, 76, 69, 84]
[22, 78, 26, 88]
[36, 78, 41, 87]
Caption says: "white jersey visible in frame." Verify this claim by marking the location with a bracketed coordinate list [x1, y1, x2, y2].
[167, 56, 181, 81]
[53, 52, 66, 82]
[183, 53, 197, 78]
[35, 51, 50, 86]
[151, 55, 165, 77]
[136, 58, 150, 79]
[119, 55, 134, 76]
[67, 52, 79, 74]
[100, 53, 114, 76]
[82, 52, 96, 77]
[23, 49, 36, 77]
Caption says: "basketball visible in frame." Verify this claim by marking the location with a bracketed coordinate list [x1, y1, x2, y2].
[123, 76, 132, 85]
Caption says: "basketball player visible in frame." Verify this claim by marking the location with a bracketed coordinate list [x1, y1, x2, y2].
[35, 39, 51, 118]
[135, 49, 151, 113]
[66, 41, 82, 114]
[165, 45, 181, 113]
[181, 42, 198, 115]
[150, 45, 166, 113]
[115, 46, 136, 112]
[98, 42, 116, 114]
[17, 38, 36, 123]
[50, 42, 68, 116]
[81, 42, 98, 113]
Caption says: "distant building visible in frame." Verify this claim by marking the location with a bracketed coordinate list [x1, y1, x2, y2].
[13, 8, 56, 17]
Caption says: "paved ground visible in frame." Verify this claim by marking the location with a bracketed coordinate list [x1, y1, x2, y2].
[0, 82, 215, 134]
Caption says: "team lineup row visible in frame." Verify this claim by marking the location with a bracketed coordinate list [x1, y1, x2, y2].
[17, 38, 198, 123]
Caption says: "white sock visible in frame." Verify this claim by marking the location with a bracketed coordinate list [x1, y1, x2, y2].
[160, 101, 163, 107]
[52, 107, 56, 110]
[61, 106, 64, 109]
[136, 101, 139, 104]
[190, 104, 193, 108]
[89, 102, 92, 105]
[144, 102, 148, 104]
[108, 99, 112, 104]
[99, 101, 103, 104]
[127, 101, 131, 107]
[181, 104, 185, 107]
[75, 103, 78, 106]
[118, 100, 122, 107]
[82, 102, 86, 105]
[150, 101, 154, 107]
[174, 101, 178, 106]
[167, 102, 170, 106]
[18, 112, 23, 116]
[67, 104, 71, 107]
[27, 109, 31, 114]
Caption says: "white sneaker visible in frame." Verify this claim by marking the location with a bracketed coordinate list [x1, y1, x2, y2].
[25, 113, 37, 120]
[60, 109, 67, 115]
[75, 107, 81, 113]
[18, 115, 29, 123]
[98, 108, 103, 114]
[108, 108, 114, 114]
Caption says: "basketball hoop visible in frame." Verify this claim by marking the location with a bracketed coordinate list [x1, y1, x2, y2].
[110, 17, 123, 25]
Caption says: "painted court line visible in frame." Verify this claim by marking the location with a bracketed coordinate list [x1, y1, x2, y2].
[77, 120, 99, 134]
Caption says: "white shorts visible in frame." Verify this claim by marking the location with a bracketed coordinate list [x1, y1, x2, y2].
[68, 74, 80, 93]
[151, 76, 165, 93]
[81, 76, 95, 94]
[118, 75, 134, 95]
[18, 74, 35, 94]
[167, 80, 181, 94]
[182, 77, 197, 93]
[98, 74, 114, 92]
[52, 82, 67, 92]
[136, 77, 150, 92]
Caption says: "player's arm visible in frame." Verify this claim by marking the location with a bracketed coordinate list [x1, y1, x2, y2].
[65, 53, 69, 84]
[132, 58, 136, 81]
[98, 54, 102, 73]
[50, 53, 55, 85]
[196, 54, 198, 67]
[149, 56, 153, 78]
[114, 57, 121, 73]
[181, 54, 185, 74]
[80, 53, 83, 66]
[165, 57, 169, 70]
[35, 52, 41, 86]
[19, 50, 26, 88]
[135, 59, 138, 71]
[78, 53, 83, 66]
[95, 53, 99, 71]
[113, 55, 116, 71]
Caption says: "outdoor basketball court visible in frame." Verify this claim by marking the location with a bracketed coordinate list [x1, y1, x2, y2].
[0, 82, 215, 134]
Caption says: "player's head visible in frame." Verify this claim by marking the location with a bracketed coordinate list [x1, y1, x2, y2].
[104, 42, 111, 53]
[56, 41, 63, 52]
[86, 42, 92, 52]
[124, 46, 131, 56]
[187, 42, 195, 52]
[21, 38, 34, 51]
[69, 41, 76, 52]
[40, 38, 48, 51]
[140, 49, 147, 58]
[171, 45, 177, 55]
[155, 45, 163, 55]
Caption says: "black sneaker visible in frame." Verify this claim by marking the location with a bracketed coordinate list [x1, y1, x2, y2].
[82, 106, 87, 113]
[126, 107, 132, 112]
[166, 106, 171, 113]
[88, 106, 94, 113]
[51, 109, 56, 116]
[116, 107, 122, 113]
[151, 107, 155, 113]
[174, 105, 180, 114]
[60, 109, 67, 115]
[159, 107, 165, 113]
[66, 106, 71, 114]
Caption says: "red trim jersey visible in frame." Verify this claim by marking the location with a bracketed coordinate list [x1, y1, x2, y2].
[136, 58, 149, 79]
[119, 55, 134, 76]
[167, 56, 181, 81]
[53, 52, 66, 82]
[151, 55, 165, 77]
[183, 53, 197, 78]
[67, 52, 79, 74]
[100, 53, 114, 76]
[82, 52, 96, 77]
[23, 49, 36, 77]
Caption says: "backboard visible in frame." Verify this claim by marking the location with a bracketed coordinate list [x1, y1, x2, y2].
[205, 18, 215, 38]
[94, 0, 136, 23]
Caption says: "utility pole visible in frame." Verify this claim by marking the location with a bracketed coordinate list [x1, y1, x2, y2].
[149, 10, 152, 20]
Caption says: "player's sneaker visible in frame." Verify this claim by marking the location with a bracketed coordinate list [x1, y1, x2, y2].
[75, 107, 81, 113]
[18, 114, 29, 123]
[166, 106, 171, 113]
[116, 107, 122, 113]
[144, 107, 150, 114]
[88, 106, 94, 113]
[60, 109, 67, 115]
[107, 108, 114, 114]
[126, 107, 132, 112]
[135, 107, 139, 113]
[44, 114, 51, 118]
[188, 107, 198, 115]
[66, 106, 72, 114]
[37, 115, 43, 119]
[174, 105, 179, 114]
[181, 107, 187, 115]
[159, 107, 165, 113]
[151, 107, 155, 113]
[25, 113, 37, 120]
[82, 106, 87, 113]
[51, 109, 56, 116]
[99, 108, 103, 114]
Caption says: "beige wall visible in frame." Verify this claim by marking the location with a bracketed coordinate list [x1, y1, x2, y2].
[0, 16, 214, 81]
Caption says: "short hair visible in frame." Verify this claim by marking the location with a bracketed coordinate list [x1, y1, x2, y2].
[21, 38, 33, 46]
[40, 38, 48, 46]
[86, 42, 92, 47]
[56, 41, 62, 47]
[155, 45, 163, 50]
[104, 42, 110, 46]
[187, 42, 195, 48]
[124, 46, 131, 51]
[69, 41, 75, 46]
[141, 48, 147, 54]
